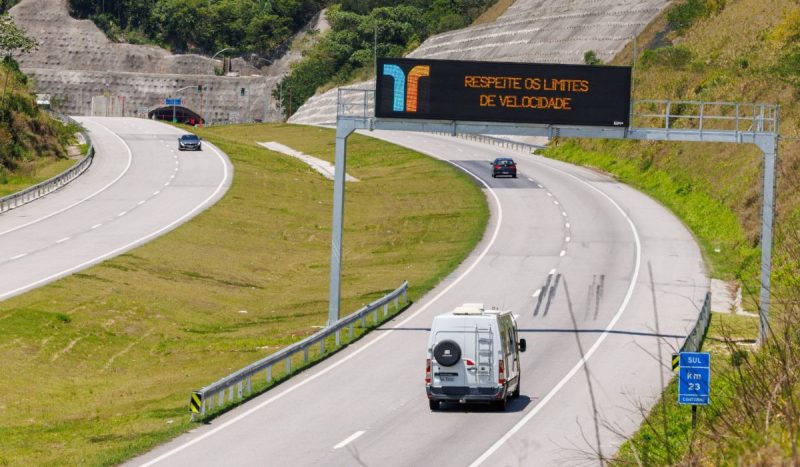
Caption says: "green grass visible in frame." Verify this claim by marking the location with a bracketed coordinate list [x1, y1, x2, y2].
[613, 312, 759, 465]
[0, 123, 488, 465]
[0, 157, 78, 197]
[541, 140, 759, 289]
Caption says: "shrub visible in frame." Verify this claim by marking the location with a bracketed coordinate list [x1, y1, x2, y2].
[640, 45, 694, 69]
[667, 0, 726, 33]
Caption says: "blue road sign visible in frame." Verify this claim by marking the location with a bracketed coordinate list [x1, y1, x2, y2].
[678, 351, 710, 405]
[165, 98, 181, 106]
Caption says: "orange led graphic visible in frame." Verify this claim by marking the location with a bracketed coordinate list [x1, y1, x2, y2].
[405, 65, 430, 112]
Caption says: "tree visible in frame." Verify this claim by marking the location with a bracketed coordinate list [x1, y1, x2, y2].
[0, 14, 37, 58]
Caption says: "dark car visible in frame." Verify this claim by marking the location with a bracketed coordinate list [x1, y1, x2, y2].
[491, 157, 517, 178]
[178, 134, 202, 151]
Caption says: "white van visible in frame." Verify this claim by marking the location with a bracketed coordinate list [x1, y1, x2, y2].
[426, 303, 526, 410]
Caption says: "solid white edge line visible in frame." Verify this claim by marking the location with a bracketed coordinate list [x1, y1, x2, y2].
[137, 138, 505, 467]
[333, 430, 366, 450]
[0, 118, 133, 237]
[0, 139, 231, 302]
[469, 162, 642, 467]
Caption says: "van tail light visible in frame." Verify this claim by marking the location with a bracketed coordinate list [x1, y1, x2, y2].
[425, 359, 432, 384]
[495, 165, 501, 169]
[498, 359, 506, 385]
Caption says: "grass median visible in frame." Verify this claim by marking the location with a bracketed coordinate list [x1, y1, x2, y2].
[0, 123, 488, 465]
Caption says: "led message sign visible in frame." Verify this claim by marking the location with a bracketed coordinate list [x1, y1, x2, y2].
[376, 58, 632, 127]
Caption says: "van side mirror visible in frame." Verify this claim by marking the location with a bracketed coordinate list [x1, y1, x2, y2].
[518, 338, 527, 352]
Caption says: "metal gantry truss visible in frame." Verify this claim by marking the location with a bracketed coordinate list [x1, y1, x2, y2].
[329, 88, 779, 343]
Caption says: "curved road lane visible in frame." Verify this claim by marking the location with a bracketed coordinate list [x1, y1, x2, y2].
[0, 117, 232, 300]
[132, 130, 707, 466]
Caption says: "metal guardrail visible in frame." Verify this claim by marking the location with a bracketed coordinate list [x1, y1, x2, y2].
[0, 116, 94, 214]
[190, 281, 409, 419]
[632, 100, 779, 134]
[440, 132, 545, 153]
[681, 292, 711, 353]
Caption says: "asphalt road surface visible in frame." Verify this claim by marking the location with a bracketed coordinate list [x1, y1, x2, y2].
[132, 130, 708, 466]
[0, 117, 232, 301]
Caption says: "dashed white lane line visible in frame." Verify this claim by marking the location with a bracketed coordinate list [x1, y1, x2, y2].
[118, 211, 127, 217]
[165, 182, 171, 186]
[528, 177, 534, 182]
[10, 253, 27, 260]
[137, 143, 501, 467]
[566, 236, 571, 243]
[55, 237, 70, 244]
[91, 223, 102, 230]
[559, 250, 566, 257]
[546, 192, 553, 197]
[537, 184, 543, 188]
[566, 222, 571, 228]
[561, 211, 567, 217]
[531, 289, 541, 298]
[334, 431, 366, 449]
[553, 200, 559, 205]
[153, 190, 161, 196]
[137, 200, 145, 206]
[548, 268, 556, 275]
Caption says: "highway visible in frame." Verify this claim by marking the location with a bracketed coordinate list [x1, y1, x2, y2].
[0, 117, 232, 301]
[131, 130, 708, 466]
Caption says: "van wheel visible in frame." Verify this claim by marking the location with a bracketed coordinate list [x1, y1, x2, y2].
[433, 340, 461, 367]
[496, 395, 507, 411]
[429, 399, 440, 411]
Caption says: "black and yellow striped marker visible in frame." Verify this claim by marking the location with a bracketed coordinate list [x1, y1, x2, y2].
[672, 353, 680, 372]
[190, 391, 202, 414]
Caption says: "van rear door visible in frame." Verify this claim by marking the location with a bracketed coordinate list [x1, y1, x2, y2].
[431, 331, 467, 387]
[468, 325, 496, 389]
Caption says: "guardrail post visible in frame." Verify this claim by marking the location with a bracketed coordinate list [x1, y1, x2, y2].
[373, 308, 378, 325]
[303, 347, 309, 363]
[267, 366, 272, 383]
[349, 323, 354, 339]
[383, 303, 388, 318]
[335, 330, 340, 346]
[320, 338, 326, 355]
[237, 381, 243, 400]
[218, 391, 224, 408]
[247, 376, 252, 395]
[228, 386, 234, 403]
[285, 357, 291, 375]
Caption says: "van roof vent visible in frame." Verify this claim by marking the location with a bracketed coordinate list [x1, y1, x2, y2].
[452, 303, 485, 315]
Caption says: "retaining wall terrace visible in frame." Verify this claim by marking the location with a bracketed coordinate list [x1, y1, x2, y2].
[290, 0, 669, 126]
[10, 0, 277, 122]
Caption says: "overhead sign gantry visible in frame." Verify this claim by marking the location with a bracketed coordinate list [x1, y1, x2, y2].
[328, 57, 779, 345]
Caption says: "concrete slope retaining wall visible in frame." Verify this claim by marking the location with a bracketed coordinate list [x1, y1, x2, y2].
[289, 0, 669, 126]
[11, 0, 278, 123]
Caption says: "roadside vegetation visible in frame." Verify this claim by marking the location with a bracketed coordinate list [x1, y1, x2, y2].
[540, 0, 800, 463]
[0, 123, 488, 465]
[0, 14, 82, 195]
[275, 0, 499, 118]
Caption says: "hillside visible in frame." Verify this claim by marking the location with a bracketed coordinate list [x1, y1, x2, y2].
[0, 57, 77, 187]
[542, 0, 800, 462]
